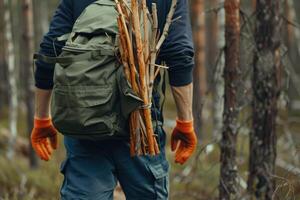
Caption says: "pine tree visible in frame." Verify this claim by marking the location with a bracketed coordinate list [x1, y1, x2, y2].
[3, 0, 18, 159]
[191, 0, 207, 139]
[219, 0, 241, 199]
[21, 0, 37, 168]
[247, 0, 281, 199]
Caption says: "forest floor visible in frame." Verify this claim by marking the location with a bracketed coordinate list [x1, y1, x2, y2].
[0, 88, 299, 199]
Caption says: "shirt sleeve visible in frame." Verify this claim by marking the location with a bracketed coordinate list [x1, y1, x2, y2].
[158, 0, 194, 87]
[34, 0, 74, 89]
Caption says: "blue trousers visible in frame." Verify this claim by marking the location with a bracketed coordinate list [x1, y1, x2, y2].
[60, 126, 169, 200]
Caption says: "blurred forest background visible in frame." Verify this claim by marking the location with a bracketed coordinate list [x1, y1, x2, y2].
[0, 0, 300, 199]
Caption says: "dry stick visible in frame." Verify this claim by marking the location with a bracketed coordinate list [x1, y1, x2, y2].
[142, 0, 149, 59]
[118, 18, 136, 155]
[117, 0, 161, 155]
[128, 2, 145, 156]
[120, 1, 130, 22]
[120, 0, 131, 14]
[130, 113, 138, 156]
[115, 0, 139, 93]
[137, 116, 144, 155]
[154, 67, 161, 79]
[141, 131, 147, 155]
[139, 114, 147, 154]
[152, 63, 169, 69]
[149, 0, 177, 100]
[148, 4, 161, 153]
[154, 63, 169, 79]
[142, 0, 150, 90]
[118, 0, 152, 156]
[150, 1, 177, 153]
[149, 3, 158, 102]
[135, 113, 142, 155]
[131, 0, 157, 155]
[116, 0, 142, 156]
[118, 0, 155, 155]
[117, 18, 131, 81]
[131, 1, 155, 155]
[156, 0, 177, 51]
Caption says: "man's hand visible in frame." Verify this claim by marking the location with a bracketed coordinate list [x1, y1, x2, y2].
[31, 118, 58, 161]
[171, 119, 197, 164]
[170, 83, 197, 164]
[31, 88, 56, 161]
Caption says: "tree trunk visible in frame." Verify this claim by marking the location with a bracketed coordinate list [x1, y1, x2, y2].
[293, 0, 300, 53]
[32, 0, 49, 48]
[219, 0, 240, 199]
[21, 0, 38, 168]
[286, 0, 300, 58]
[252, 0, 256, 10]
[247, 0, 281, 199]
[191, 0, 207, 139]
[212, 0, 225, 138]
[0, 0, 9, 116]
[285, 0, 300, 109]
[206, 0, 218, 91]
[4, 0, 18, 159]
[285, 0, 294, 49]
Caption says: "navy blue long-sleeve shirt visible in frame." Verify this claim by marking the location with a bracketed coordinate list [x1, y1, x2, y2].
[35, 0, 194, 89]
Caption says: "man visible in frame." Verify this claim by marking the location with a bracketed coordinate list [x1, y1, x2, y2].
[31, 0, 197, 199]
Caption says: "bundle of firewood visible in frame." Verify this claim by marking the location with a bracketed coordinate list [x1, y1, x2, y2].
[115, 0, 177, 156]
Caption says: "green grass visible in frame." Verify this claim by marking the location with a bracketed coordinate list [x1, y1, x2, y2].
[0, 155, 63, 200]
[0, 132, 66, 200]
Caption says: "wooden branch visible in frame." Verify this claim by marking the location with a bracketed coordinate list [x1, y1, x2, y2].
[154, 68, 160, 79]
[120, 0, 132, 14]
[115, 0, 139, 94]
[121, 4, 130, 22]
[117, 18, 131, 81]
[138, 113, 147, 155]
[148, 3, 158, 102]
[135, 112, 141, 154]
[142, 0, 149, 62]
[131, 0, 156, 155]
[129, 113, 137, 156]
[116, 0, 145, 156]
[142, 0, 150, 88]
[116, 0, 162, 156]
[156, 0, 177, 51]
[151, 63, 169, 69]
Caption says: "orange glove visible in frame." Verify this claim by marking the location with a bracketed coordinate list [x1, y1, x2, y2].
[171, 119, 197, 164]
[31, 118, 58, 161]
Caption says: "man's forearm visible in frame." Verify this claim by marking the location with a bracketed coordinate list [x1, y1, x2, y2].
[171, 83, 193, 121]
[34, 87, 52, 119]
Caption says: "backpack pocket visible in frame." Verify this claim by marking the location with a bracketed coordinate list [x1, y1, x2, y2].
[51, 85, 119, 139]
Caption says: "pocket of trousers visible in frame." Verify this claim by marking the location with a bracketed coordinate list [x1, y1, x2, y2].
[148, 161, 169, 200]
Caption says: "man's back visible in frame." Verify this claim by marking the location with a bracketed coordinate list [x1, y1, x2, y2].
[36, 0, 193, 89]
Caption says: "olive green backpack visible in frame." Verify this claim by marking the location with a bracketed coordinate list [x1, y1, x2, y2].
[34, 0, 142, 140]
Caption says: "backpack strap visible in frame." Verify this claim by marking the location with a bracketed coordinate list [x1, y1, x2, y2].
[33, 48, 116, 67]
